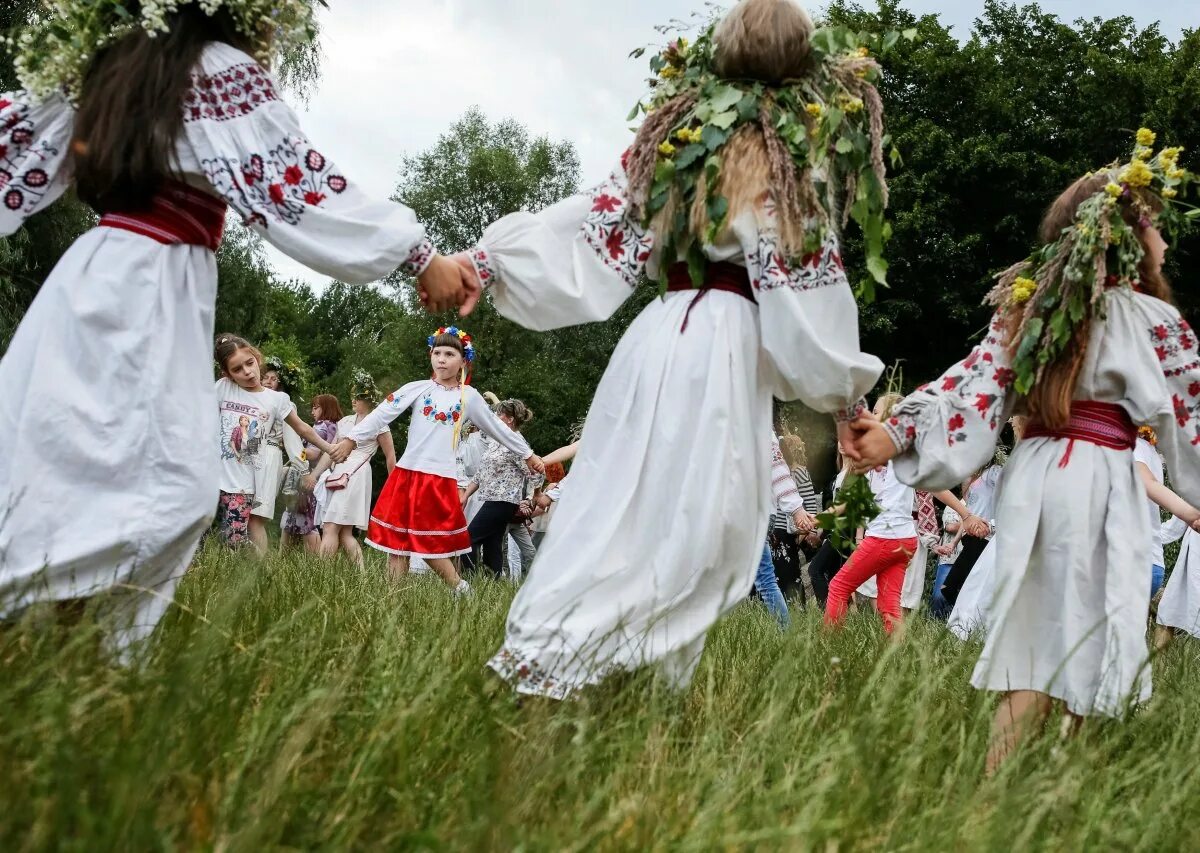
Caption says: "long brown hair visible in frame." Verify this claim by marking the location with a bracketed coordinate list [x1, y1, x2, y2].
[214, 333, 263, 375]
[72, 3, 251, 212]
[311, 394, 344, 423]
[1008, 173, 1171, 428]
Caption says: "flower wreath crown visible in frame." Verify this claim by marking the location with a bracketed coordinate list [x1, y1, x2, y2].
[8, 0, 325, 102]
[428, 326, 475, 363]
[988, 128, 1197, 396]
[264, 354, 305, 396]
[628, 22, 915, 300]
[349, 368, 379, 403]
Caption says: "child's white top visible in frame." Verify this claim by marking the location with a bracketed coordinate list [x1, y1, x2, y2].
[349, 380, 532, 481]
[215, 377, 295, 494]
[1134, 438, 1165, 567]
[966, 464, 1003, 524]
[864, 462, 917, 539]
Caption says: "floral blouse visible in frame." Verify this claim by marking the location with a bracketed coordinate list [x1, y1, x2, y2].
[473, 434, 545, 504]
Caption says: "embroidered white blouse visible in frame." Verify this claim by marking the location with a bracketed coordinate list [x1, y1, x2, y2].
[349, 381, 533, 481]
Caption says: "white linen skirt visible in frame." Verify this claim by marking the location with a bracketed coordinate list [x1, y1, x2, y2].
[1158, 529, 1200, 637]
[489, 290, 773, 698]
[971, 437, 1152, 717]
[0, 228, 219, 652]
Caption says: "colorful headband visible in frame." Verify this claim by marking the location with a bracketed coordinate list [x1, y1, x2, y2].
[428, 326, 476, 362]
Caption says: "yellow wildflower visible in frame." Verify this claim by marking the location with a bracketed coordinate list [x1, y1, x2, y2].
[854, 46, 869, 58]
[1163, 187, 1178, 199]
[1168, 167, 1187, 180]
[1012, 277, 1037, 304]
[804, 102, 823, 118]
[1137, 127, 1156, 147]
[1136, 146, 1153, 161]
[840, 96, 865, 114]
[1105, 182, 1123, 197]
[677, 37, 689, 52]
[1119, 159, 1153, 188]
[659, 65, 682, 80]
[658, 141, 676, 157]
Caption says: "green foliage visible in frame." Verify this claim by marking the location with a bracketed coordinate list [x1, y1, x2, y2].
[817, 472, 882, 551]
[827, 0, 1200, 388]
[4, 547, 1200, 848]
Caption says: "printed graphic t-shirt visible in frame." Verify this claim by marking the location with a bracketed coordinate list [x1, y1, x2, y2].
[216, 377, 295, 494]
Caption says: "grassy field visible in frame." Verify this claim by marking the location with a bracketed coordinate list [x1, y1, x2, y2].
[3, 546, 1200, 851]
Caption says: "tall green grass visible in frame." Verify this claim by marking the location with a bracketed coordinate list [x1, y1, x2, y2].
[3, 545, 1199, 850]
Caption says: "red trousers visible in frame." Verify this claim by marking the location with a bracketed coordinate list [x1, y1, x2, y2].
[824, 535, 917, 633]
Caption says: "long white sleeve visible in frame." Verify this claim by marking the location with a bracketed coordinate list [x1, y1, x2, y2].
[770, 434, 803, 515]
[470, 161, 650, 331]
[1161, 515, 1188, 547]
[740, 215, 884, 414]
[182, 44, 432, 284]
[884, 312, 1017, 492]
[464, 388, 533, 459]
[0, 92, 74, 236]
[349, 381, 426, 447]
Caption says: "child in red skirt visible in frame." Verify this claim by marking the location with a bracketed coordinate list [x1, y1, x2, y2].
[332, 327, 544, 592]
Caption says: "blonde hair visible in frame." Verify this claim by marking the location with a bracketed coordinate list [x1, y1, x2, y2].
[875, 393, 903, 421]
[778, 433, 808, 469]
[712, 0, 815, 83]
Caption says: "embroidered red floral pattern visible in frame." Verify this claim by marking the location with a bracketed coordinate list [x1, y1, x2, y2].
[202, 135, 348, 229]
[883, 313, 1013, 452]
[1155, 316, 1200, 445]
[0, 96, 61, 216]
[751, 229, 847, 293]
[471, 246, 497, 289]
[183, 63, 279, 123]
[401, 239, 435, 277]
[582, 169, 654, 288]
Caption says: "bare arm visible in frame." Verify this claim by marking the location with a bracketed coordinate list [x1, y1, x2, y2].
[379, 430, 397, 474]
[285, 411, 346, 462]
[1138, 462, 1200, 527]
[543, 440, 580, 467]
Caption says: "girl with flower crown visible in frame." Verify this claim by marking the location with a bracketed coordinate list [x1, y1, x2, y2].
[305, 372, 396, 566]
[0, 1, 470, 650]
[851, 131, 1200, 771]
[330, 329, 543, 595]
[456, 0, 887, 698]
[255, 356, 307, 530]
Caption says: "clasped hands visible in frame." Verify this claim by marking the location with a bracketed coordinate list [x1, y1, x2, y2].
[417, 253, 484, 316]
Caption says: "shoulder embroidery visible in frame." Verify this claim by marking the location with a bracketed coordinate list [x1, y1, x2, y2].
[184, 62, 279, 123]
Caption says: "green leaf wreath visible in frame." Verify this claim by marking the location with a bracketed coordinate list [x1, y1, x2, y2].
[816, 473, 880, 554]
[988, 129, 1198, 396]
[627, 23, 914, 301]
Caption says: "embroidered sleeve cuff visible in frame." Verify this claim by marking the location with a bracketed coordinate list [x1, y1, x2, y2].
[400, 238, 436, 277]
[471, 245, 498, 291]
[882, 411, 918, 454]
[834, 399, 869, 424]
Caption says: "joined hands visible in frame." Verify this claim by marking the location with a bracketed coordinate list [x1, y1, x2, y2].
[416, 253, 483, 317]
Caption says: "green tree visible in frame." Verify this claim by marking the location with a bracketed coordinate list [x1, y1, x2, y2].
[391, 108, 652, 452]
[827, 0, 1200, 387]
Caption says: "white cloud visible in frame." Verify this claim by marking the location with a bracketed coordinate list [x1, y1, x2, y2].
[264, 0, 1198, 289]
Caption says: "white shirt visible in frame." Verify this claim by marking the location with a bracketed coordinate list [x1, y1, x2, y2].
[865, 462, 917, 539]
[215, 378, 295, 494]
[350, 380, 532, 480]
[1135, 438, 1165, 567]
[967, 464, 1003, 523]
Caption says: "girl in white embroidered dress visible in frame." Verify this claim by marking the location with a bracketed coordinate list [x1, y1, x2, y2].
[331, 333, 542, 595]
[852, 172, 1200, 772]
[457, 0, 884, 698]
[0, 6, 468, 652]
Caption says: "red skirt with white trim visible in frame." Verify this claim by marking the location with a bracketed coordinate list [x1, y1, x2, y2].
[365, 467, 471, 558]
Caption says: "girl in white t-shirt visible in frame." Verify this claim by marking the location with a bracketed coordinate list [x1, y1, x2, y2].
[331, 328, 543, 593]
[214, 335, 346, 552]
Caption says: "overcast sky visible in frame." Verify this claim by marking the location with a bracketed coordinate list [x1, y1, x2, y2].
[265, 0, 1200, 287]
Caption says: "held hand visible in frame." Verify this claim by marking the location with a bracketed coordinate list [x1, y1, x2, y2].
[849, 419, 898, 473]
[804, 531, 823, 548]
[792, 509, 817, 535]
[933, 543, 953, 557]
[329, 438, 354, 464]
[535, 493, 553, 510]
[526, 454, 545, 475]
[417, 254, 467, 314]
[1189, 512, 1200, 533]
[302, 475, 317, 492]
[965, 515, 990, 538]
[450, 253, 483, 317]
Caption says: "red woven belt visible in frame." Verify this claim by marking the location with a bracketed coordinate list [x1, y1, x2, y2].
[1024, 401, 1136, 468]
[665, 261, 756, 332]
[99, 180, 228, 251]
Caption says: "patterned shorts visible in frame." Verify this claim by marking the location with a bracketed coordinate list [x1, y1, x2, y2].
[217, 492, 253, 547]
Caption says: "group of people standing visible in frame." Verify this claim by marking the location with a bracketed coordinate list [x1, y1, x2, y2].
[4, 0, 1200, 777]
